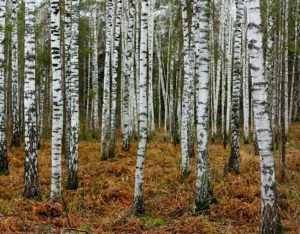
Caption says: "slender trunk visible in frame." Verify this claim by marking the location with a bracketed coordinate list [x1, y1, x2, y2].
[180, 0, 191, 176]
[65, 0, 71, 159]
[247, 0, 281, 232]
[24, 0, 40, 198]
[66, 0, 80, 190]
[0, 0, 8, 175]
[92, 7, 99, 136]
[109, 0, 122, 158]
[100, 0, 113, 160]
[226, 0, 244, 174]
[11, 0, 20, 148]
[134, 0, 148, 215]
[50, 0, 63, 200]
[194, 0, 212, 214]
[122, 0, 135, 150]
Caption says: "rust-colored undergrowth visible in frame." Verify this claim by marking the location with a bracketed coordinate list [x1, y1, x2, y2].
[0, 124, 299, 233]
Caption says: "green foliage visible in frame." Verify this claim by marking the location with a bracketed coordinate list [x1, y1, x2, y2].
[143, 215, 166, 228]
[80, 224, 92, 232]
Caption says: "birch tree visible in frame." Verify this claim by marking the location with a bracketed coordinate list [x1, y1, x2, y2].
[0, 0, 8, 175]
[226, 0, 244, 174]
[247, 0, 281, 232]
[109, 0, 122, 158]
[24, 0, 40, 198]
[65, 0, 71, 159]
[147, 0, 155, 133]
[194, 0, 212, 213]
[11, 0, 20, 147]
[100, 0, 114, 160]
[180, 0, 191, 176]
[134, 0, 148, 215]
[67, 0, 80, 190]
[50, 0, 63, 200]
[122, 0, 135, 150]
[91, 4, 99, 135]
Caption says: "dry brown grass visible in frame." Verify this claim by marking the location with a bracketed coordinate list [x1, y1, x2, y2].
[0, 124, 299, 233]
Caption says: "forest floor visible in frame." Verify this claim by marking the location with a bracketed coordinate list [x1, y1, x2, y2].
[0, 125, 300, 233]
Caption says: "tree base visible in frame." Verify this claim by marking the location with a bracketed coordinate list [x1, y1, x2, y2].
[134, 195, 144, 216]
[0, 165, 9, 176]
[66, 174, 78, 190]
[262, 203, 282, 234]
[224, 163, 240, 175]
[195, 199, 210, 215]
[24, 187, 41, 200]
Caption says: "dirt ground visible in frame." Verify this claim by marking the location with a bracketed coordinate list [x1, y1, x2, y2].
[0, 125, 299, 233]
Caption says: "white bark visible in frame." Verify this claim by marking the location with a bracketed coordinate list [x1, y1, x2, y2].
[11, 0, 20, 147]
[100, 0, 114, 160]
[0, 0, 8, 175]
[65, 0, 71, 161]
[50, 0, 63, 200]
[247, 0, 281, 232]
[134, 0, 148, 215]
[67, 0, 80, 190]
[24, 0, 40, 198]
[194, 0, 212, 213]
[180, 0, 191, 176]
[91, 6, 99, 135]
[147, 0, 155, 133]
[227, 0, 244, 174]
[122, 0, 135, 150]
[109, 0, 122, 158]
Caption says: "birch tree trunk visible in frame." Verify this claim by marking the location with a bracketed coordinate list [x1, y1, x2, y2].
[134, 0, 148, 215]
[283, 0, 289, 135]
[64, 0, 71, 159]
[180, 0, 191, 176]
[91, 5, 99, 136]
[100, 0, 113, 160]
[50, 0, 63, 200]
[122, 0, 135, 150]
[147, 0, 155, 133]
[247, 0, 281, 232]
[109, 0, 122, 158]
[242, 6, 249, 144]
[24, 0, 40, 198]
[289, 0, 299, 125]
[226, 0, 244, 174]
[194, 0, 212, 213]
[0, 0, 8, 175]
[11, 0, 20, 148]
[67, 0, 80, 190]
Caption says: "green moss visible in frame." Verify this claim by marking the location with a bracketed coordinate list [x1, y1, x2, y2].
[80, 224, 92, 232]
[144, 215, 166, 228]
